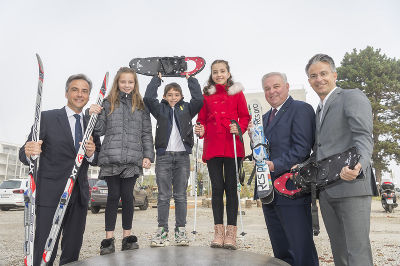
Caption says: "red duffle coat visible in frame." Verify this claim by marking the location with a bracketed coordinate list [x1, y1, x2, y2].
[197, 83, 250, 162]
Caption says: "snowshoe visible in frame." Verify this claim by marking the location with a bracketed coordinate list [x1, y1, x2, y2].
[129, 56, 206, 77]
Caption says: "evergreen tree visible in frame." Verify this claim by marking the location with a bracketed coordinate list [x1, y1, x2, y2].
[337, 46, 400, 184]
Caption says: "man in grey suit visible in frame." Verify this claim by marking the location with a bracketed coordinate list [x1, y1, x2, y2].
[306, 54, 375, 266]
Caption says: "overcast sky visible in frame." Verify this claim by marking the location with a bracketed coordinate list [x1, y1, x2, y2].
[0, 0, 399, 181]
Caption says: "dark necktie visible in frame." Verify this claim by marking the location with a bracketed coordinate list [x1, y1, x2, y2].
[268, 108, 277, 125]
[74, 114, 83, 152]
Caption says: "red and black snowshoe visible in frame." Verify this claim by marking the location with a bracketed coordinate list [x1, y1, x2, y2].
[129, 56, 206, 77]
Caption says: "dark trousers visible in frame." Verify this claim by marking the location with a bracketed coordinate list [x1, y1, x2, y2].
[262, 203, 319, 266]
[33, 187, 87, 266]
[207, 157, 241, 226]
[104, 175, 137, 231]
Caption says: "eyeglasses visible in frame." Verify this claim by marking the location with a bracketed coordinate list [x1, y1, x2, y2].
[308, 71, 332, 80]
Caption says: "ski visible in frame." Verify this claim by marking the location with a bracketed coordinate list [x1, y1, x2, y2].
[24, 53, 44, 266]
[248, 99, 274, 204]
[41, 72, 109, 265]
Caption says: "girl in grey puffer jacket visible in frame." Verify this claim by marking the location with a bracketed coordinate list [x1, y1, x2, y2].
[89, 67, 154, 255]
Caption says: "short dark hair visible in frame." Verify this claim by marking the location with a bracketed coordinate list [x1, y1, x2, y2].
[163, 82, 183, 97]
[65, 73, 92, 92]
[305, 54, 336, 76]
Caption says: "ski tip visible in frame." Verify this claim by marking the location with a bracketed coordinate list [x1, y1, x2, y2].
[104, 72, 109, 85]
[35, 53, 42, 63]
[36, 54, 44, 77]
[35, 53, 44, 74]
[100, 72, 109, 96]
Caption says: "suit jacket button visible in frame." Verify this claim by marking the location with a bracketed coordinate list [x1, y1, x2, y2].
[318, 143, 321, 147]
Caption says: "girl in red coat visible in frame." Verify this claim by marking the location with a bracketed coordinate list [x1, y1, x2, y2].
[195, 60, 250, 249]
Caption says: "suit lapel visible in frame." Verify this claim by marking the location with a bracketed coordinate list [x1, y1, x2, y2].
[263, 110, 270, 133]
[319, 88, 341, 128]
[83, 113, 88, 130]
[57, 107, 76, 154]
[265, 96, 293, 136]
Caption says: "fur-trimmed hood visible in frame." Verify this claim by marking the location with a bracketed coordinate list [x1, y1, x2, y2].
[207, 83, 244, 96]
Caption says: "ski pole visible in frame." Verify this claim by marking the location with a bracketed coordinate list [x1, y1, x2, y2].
[231, 121, 246, 237]
[192, 122, 201, 239]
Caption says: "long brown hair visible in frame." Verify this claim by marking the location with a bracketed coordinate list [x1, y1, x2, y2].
[107, 67, 144, 115]
[203, 59, 234, 95]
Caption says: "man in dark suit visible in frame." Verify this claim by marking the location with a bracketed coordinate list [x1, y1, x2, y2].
[258, 72, 318, 266]
[306, 54, 374, 266]
[19, 74, 101, 266]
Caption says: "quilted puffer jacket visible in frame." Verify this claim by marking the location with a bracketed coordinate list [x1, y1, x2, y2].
[93, 91, 155, 167]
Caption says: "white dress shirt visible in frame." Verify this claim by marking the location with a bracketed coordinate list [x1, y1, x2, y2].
[318, 87, 337, 122]
[65, 105, 94, 161]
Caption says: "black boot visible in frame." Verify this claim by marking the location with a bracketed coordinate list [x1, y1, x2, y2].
[100, 237, 115, 255]
[121, 235, 139, 251]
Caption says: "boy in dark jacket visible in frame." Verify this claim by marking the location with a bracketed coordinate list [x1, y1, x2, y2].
[143, 73, 203, 247]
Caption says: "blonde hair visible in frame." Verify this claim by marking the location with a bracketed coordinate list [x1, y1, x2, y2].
[107, 67, 144, 115]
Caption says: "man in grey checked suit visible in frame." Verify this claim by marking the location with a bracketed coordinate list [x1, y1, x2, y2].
[306, 54, 376, 266]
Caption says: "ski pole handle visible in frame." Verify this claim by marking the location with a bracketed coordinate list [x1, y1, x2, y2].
[195, 122, 201, 137]
[230, 120, 243, 142]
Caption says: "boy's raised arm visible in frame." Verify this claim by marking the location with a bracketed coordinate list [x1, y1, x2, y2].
[187, 76, 204, 117]
[143, 75, 163, 119]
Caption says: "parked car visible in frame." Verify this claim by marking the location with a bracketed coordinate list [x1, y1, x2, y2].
[0, 179, 29, 211]
[90, 179, 149, 214]
[395, 187, 400, 198]
[88, 178, 98, 208]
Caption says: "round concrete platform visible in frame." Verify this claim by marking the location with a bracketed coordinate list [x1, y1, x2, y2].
[67, 246, 289, 266]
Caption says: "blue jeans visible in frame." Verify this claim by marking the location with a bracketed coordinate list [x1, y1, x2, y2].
[155, 151, 190, 231]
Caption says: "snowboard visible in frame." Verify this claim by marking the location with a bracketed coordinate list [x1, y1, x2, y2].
[248, 99, 274, 204]
[129, 56, 206, 77]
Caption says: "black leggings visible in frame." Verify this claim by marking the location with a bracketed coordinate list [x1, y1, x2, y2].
[104, 175, 137, 231]
[207, 157, 241, 226]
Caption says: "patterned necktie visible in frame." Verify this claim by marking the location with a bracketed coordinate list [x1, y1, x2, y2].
[268, 108, 277, 125]
[317, 104, 323, 122]
[74, 114, 83, 152]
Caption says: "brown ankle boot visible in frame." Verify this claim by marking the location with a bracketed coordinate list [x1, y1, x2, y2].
[223, 225, 237, 250]
[210, 224, 224, 248]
